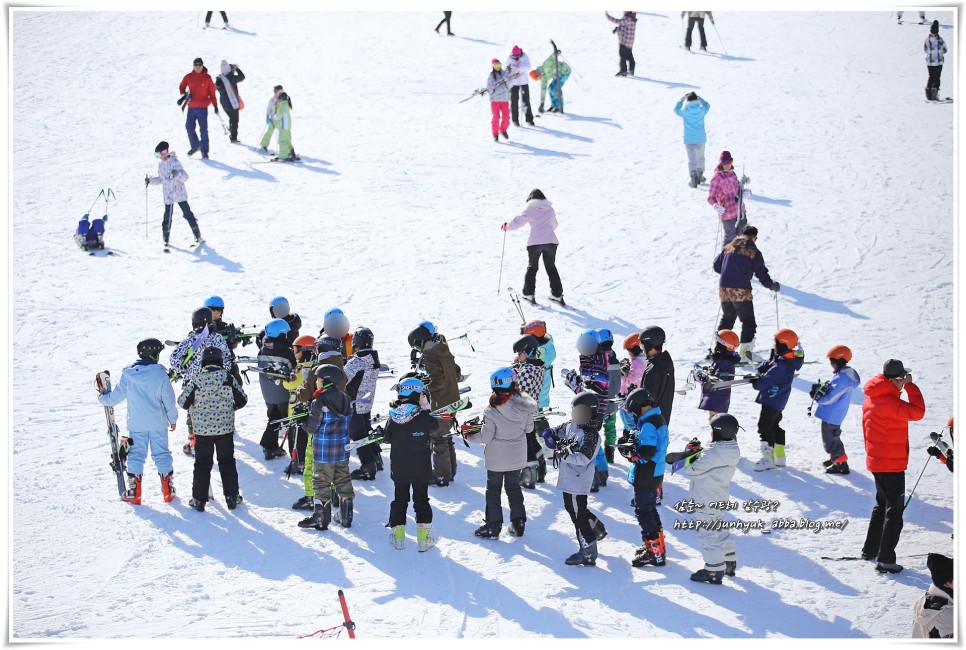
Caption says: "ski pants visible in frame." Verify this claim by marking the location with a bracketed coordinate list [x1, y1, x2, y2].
[718, 299, 756, 344]
[634, 484, 663, 539]
[694, 511, 736, 571]
[862, 471, 905, 564]
[259, 121, 277, 150]
[389, 481, 432, 526]
[311, 459, 355, 504]
[349, 411, 379, 467]
[510, 84, 534, 124]
[757, 404, 785, 447]
[162, 201, 201, 243]
[523, 243, 564, 298]
[260, 401, 288, 451]
[185, 107, 210, 154]
[277, 121, 294, 160]
[303, 434, 315, 496]
[431, 418, 457, 480]
[721, 214, 748, 248]
[126, 429, 173, 476]
[221, 98, 240, 141]
[485, 469, 526, 524]
[548, 72, 570, 111]
[490, 101, 510, 136]
[685, 142, 706, 174]
[563, 493, 597, 545]
[603, 412, 617, 446]
[685, 17, 708, 49]
[618, 44, 635, 75]
[205, 11, 228, 25]
[192, 432, 239, 501]
[927, 65, 943, 95]
[821, 420, 846, 461]
[435, 11, 452, 34]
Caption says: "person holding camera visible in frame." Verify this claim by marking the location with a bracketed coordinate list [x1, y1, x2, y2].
[215, 60, 245, 143]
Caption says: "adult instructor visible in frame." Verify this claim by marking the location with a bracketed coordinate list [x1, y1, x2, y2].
[502, 189, 564, 306]
[179, 57, 218, 159]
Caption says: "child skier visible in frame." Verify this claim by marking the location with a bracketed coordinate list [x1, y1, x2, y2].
[750, 328, 805, 471]
[510, 334, 545, 488]
[468, 367, 536, 538]
[563, 330, 610, 491]
[75, 214, 107, 252]
[384, 377, 439, 551]
[345, 327, 383, 480]
[620, 333, 646, 396]
[284, 334, 319, 499]
[811, 345, 861, 475]
[257, 318, 296, 461]
[298, 365, 355, 531]
[911, 553, 954, 638]
[178, 347, 248, 512]
[673, 92, 711, 188]
[97, 338, 178, 504]
[597, 328, 622, 464]
[679, 413, 742, 584]
[522, 319, 555, 483]
[486, 59, 512, 141]
[697, 329, 741, 418]
[707, 150, 751, 246]
[145, 141, 203, 251]
[640, 325, 676, 425]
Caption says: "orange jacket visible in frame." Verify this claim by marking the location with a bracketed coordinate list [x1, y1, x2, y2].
[179, 69, 217, 109]
[862, 375, 926, 472]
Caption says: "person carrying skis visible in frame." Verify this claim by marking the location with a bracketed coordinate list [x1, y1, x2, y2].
[707, 150, 751, 246]
[257, 318, 297, 461]
[750, 328, 804, 471]
[255, 295, 302, 347]
[215, 60, 245, 143]
[344, 327, 383, 480]
[696, 329, 740, 418]
[522, 319, 555, 483]
[605, 11, 637, 76]
[98, 338, 178, 505]
[502, 189, 564, 305]
[673, 92, 711, 188]
[145, 141, 203, 251]
[682, 11, 714, 52]
[510, 334, 545, 489]
[486, 59, 512, 141]
[911, 553, 954, 638]
[924, 20, 947, 101]
[535, 48, 571, 113]
[506, 46, 534, 126]
[811, 344, 861, 475]
[564, 330, 610, 491]
[178, 346, 247, 512]
[178, 58, 218, 159]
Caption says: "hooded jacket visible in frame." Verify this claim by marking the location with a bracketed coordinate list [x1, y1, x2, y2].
[476, 394, 536, 472]
[344, 349, 380, 414]
[308, 387, 353, 463]
[506, 51, 531, 87]
[681, 439, 740, 517]
[911, 583, 954, 638]
[627, 406, 669, 489]
[548, 419, 600, 495]
[98, 361, 178, 432]
[862, 375, 926, 472]
[698, 350, 740, 413]
[673, 96, 710, 144]
[814, 366, 861, 426]
[713, 235, 776, 302]
[169, 327, 232, 384]
[643, 350, 676, 424]
[486, 68, 512, 103]
[752, 351, 805, 411]
[384, 403, 438, 484]
[147, 154, 190, 206]
[421, 338, 462, 410]
[178, 366, 247, 436]
[513, 359, 545, 404]
[506, 199, 559, 246]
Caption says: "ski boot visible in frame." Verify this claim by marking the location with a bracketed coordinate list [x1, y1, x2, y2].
[500, 131, 509, 140]
[754, 442, 775, 471]
[434, 475, 451, 487]
[774, 444, 787, 467]
[875, 562, 904, 574]
[182, 433, 195, 456]
[725, 558, 737, 576]
[690, 568, 724, 584]
[565, 541, 598, 566]
[508, 519, 526, 537]
[588, 513, 608, 541]
[350, 463, 377, 481]
[188, 497, 206, 512]
[264, 446, 287, 460]
[225, 495, 243, 511]
[391, 524, 406, 549]
[826, 460, 850, 475]
[474, 522, 501, 539]
[689, 170, 699, 188]
[417, 523, 436, 552]
[122, 473, 142, 505]
[298, 500, 332, 531]
[292, 495, 314, 510]
[159, 471, 176, 503]
[520, 460, 539, 489]
[335, 498, 353, 528]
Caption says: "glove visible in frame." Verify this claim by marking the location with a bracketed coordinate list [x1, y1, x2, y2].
[809, 382, 822, 400]
[144, 175, 150, 187]
[102, 215, 108, 222]
[742, 188, 752, 199]
[293, 402, 309, 416]
[561, 369, 582, 392]
[501, 222, 508, 232]
[214, 105, 219, 114]
[619, 358, 630, 376]
[170, 170, 179, 179]
[927, 446, 943, 458]
[120, 436, 133, 454]
[541, 429, 557, 450]
[771, 282, 780, 293]
[685, 437, 703, 454]
[618, 429, 632, 445]
[713, 203, 726, 215]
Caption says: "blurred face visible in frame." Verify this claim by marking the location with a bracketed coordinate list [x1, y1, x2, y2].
[514, 351, 527, 364]
[572, 404, 592, 426]
[210, 307, 223, 322]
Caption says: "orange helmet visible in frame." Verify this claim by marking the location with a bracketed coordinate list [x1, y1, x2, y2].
[774, 328, 799, 351]
[623, 333, 641, 351]
[293, 334, 316, 350]
[716, 329, 739, 351]
[948, 416, 955, 431]
[520, 319, 547, 339]
[826, 345, 852, 363]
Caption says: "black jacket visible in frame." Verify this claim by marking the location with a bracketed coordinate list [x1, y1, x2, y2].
[383, 407, 438, 484]
[214, 67, 245, 111]
[643, 350, 675, 425]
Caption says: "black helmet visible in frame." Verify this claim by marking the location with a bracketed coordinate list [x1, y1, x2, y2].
[313, 363, 345, 388]
[571, 391, 599, 412]
[709, 413, 740, 441]
[352, 327, 374, 350]
[201, 346, 224, 368]
[639, 325, 666, 351]
[192, 307, 213, 333]
[315, 336, 342, 355]
[137, 338, 164, 362]
[512, 334, 540, 357]
[624, 387, 654, 414]
[407, 324, 434, 350]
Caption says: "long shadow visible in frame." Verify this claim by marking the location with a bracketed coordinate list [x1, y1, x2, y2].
[696, 51, 757, 63]
[172, 242, 244, 273]
[201, 157, 277, 182]
[452, 35, 501, 46]
[779, 285, 870, 320]
[530, 125, 593, 143]
[627, 76, 699, 90]
[529, 301, 641, 336]
[747, 193, 792, 207]
[561, 112, 622, 128]
[636, 12, 669, 18]
[499, 141, 587, 159]
[224, 27, 257, 36]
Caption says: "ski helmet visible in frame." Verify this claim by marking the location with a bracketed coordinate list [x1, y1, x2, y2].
[204, 295, 225, 310]
[709, 413, 740, 441]
[520, 319, 547, 339]
[191, 307, 213, 333]
[293, 334, 316, 353]
[623, 387, 654, 415]
[717, 329, 740, 352]
[351, 327, 374, 350]
[418, 320, 437, 337]
[774, 328, 799, 357]
[313, 363, 345, 389]
[408, 324, 434, 350]
[269, 296, 290, 318]
[490, 367, 517, 390]
[571, 390, 600, 412]
[315, 335, 341, 355]
[265, 318, 291, 339]
[395, 377, 427, 396]
[512, 334, 540, 358]
[136, 338, 164, 362]
[323, 307, 350, 339]
[826, 345, 852, 363]
[576, 330, 599, 356]
[639, 325, 666, 351]
[201, 346, 224, 368]
[623, 333, 642, 352]
[594, 328, 614, 346]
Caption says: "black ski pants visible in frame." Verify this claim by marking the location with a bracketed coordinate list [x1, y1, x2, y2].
[563, 492, 596, 545]
[862, 471, 905, 564]
[162, 202, 201, 243]
[757, 404, 785, 447]
[926, 65, 943, 95]
[485, 469, 526, 524]
[205, 11, 228, 25]
[685, 17, 708, 49]
[718, 299, 757, 344]
[260, 402, 287, 451]
[435, 11, 452, 34]
[389, 481, 432, 526]
[510, 84, 534, 124]
[192, 432, 239, 501]
[349, 411, 378, 467]
[220, 98, 240, 141]
[523, 243, 564, 298]
[618, 44, 635, 75]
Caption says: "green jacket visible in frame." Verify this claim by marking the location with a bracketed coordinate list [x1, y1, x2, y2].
[537, 54, 571, 90]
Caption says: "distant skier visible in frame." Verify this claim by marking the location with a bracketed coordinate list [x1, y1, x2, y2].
[811, 345, 861, 475]
[74, 214, 107, 252]
[506, 45, 534, 126]
[204, 11, 229, 28]
[897, 10, 926, 23]
[486, 59, 512, 141]
[707, 150, 750, 245]
[214, 61, 245, 143]
[605, 11, 637, 76]
[145, 141, 203, 251]
[924, 20, 947, 101]
[673, 92, 711, 188]
[258, 85, 284, 154]
[536, 48, 571, 113]
[682, 11, 714, 52]
[434, 11, 454, 35]
[178, 57, 218, 159]
[502, 188, 564, 305]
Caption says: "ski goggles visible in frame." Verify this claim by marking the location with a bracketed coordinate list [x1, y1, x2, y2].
[154, 150, 168, 159]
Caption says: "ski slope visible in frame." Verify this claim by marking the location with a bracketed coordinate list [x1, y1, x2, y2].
[10, 9, 957, 639]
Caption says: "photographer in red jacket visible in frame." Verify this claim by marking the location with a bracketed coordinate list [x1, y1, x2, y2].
[178, 57, 218, 159]
[860, 359, 926, 574]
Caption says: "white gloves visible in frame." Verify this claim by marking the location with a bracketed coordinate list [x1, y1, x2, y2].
[713, 204, 726, 215]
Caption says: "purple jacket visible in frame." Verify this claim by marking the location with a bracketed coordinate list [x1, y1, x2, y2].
[506, 199, 559, 246]
[697, 351, 740, 413]
[713, 235, 776, 302]
[579, 352, 609, 419]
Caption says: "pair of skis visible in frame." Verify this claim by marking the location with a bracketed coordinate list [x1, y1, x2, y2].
[95, 371, 129, 498]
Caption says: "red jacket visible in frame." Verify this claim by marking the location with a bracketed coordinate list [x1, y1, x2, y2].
[179, 69, 217, 109]
[862, 375, 926, 472]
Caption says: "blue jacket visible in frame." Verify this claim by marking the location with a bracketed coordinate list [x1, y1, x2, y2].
[309, 387, 352, 463]
[538, 336, 556, 409]
[627, 407, 669, 489]
[673, 97, 710, 144]
[99, 361, 178, 432]
[752, 352, 805, 411]
[814, 366, 860, 426]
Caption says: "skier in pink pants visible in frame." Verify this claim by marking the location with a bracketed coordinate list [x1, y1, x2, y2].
[487, 59, 511, 142]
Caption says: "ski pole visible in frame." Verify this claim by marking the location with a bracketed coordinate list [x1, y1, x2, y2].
[144, 182, 149, 239]
[497, 228, 507, 296]
[774, 291, 780, 329]
[711, 20, 729, 56]
[215, 110, 229, 136]
[87, 189, 105, 214]
[904, 456, 932, 508]
[453, 333, 476, 352]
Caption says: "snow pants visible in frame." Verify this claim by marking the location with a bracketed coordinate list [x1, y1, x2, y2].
[634, 484, 663, 538]
[349, 411, 379, 467]
[523, 243, 564, 298]
[491, 101, 510, 136]
[721, 214, 748, 247]
[205, 11, 228, 25]
[685, 142, 706, 174]
[185, 107, 210, 154]
[162, 201, 201, 243]
[126, 429, 173, 476]
[431, 419, 457, 480]
[192, 432, 239, 501]
[221, 100, 240, 141]
[510, 84, 534, 124]
[695, 511, 736, 571]
[485, 469, 526, 524]
[718, 299, 756, 344]
[259, 121, 277, 150]
[312, 459, 355, 503]
[277, 120, 294, 159]
[548, 72, 570, 111]
[563, 492, 596, 545]
[618, 44, 635, 75]
[926, 65, 943, 97]
[389, 481, 432, 526]
[757, 404, 785, 447]
[260, 401, 287, 451]
[685, 17, 708, 49]
[862, 471, 905, 564]
[821, 420, 846, 460]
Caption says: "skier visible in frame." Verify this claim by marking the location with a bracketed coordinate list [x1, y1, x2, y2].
[255, 296, 302, 347]
[270, 91, 298, 161]
[257, 318, 296, 461]
[749, 329, 805, 471]
[696, 329, 741, 418]
[178, 347, 247, 512]
[145, 141, 203, 251]
[178, 58, 218, 159]
[467, 367, 535, 538]
[204, 11, 229, 28]
[258, 85, 284, 154]
[811, 344, 861, 475]
[214, 60, 245, 143]
[320, 307, 353, 358]
[860, 359, 926, 574]
[434, 11, 454, 35]
[911, 553, 954, 638]
[344, 327, 383, 480]
[620, 387, 669, 568]
[75, 214, 107, 252]
[924, 20, 947, 101]
[204, 295, 248, 386]
[897, 10, 926, 23]
[708, 151, 751, 245]
[564, 330, 610, 491]
[673, 92, 711, 188]
[713, 225, 780, 363]
[509, 334, 546, 488]
[596, 328, 622, 464]
[682, 11, 714, 52]
[298, 365, 355, 531]
[679, 413, 742, 584]
[605, 11, 637, 76]
[97, 338, 178, 504]
[506, 46, 534, 126]
[535, 48, 571, 113]
[502, 189, 564, 305]
[486, 59, 512, 141]
[640, 326, 676, 425]
[926, 416, 954, 472]
[522, 319, 555, 483]
[385, 377, 439, 551]
[542, 391, 605, 566]
[620, 333, 647, 394]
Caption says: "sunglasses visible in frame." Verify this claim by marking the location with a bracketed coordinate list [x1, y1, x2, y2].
[154, 150, 168, 158]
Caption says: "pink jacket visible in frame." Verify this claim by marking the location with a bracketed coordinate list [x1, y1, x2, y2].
[707, 167, 747, 222]
[506, 199, 559, 246]
[620, 355, 646, 394]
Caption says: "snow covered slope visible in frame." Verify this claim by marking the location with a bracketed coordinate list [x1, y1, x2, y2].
[10, 10, 956, 639]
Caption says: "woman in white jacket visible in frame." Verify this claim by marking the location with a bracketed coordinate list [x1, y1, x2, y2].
[145, 141, 202, 250]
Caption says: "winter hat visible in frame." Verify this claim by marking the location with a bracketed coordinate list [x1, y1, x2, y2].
[686, 92, 698, 101]
[193, 57, 204, 66]
[511, 45, 522, 56]
[883, 359, 910, 379]
[927, 553, 953, 587]
[220, 60, 231, 74]
[931, 20, 939, 34]
[719, 150, 734, 164]
[155, 141, 169, 154]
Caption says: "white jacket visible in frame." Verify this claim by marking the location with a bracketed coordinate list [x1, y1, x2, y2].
[911, 584, 954, 638]
[475, 394, 535, 472]
[147, 154, 189, 205]
[507, 52, 531, 87]
[551, 420, 599, 495]
[681, 439, 740, 515]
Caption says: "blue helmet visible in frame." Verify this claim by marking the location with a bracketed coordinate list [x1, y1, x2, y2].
[418, 320, 437, 337]
[323, 307, 350, 339]
[490, 367, 517, 390]
[594, 328, 614, 345]
[576, 330, 599, 356]
[269, 296, 290, 318]
[396, 377, 427, 396]
[265, 318, 291, 339]
[204, 295, 225, 309]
